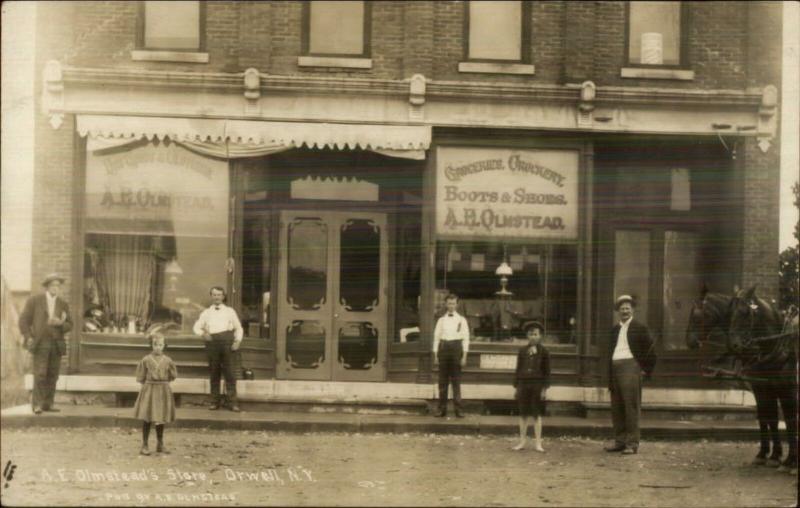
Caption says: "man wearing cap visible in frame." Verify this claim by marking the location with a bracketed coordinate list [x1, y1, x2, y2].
[193, 286, 243, 412]
[19, 273, 73, 414]
[605, 295, 656, 454]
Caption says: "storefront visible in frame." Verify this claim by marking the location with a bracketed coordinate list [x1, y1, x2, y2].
[71, 112, 744, 391]
[76, 117, 432, 383]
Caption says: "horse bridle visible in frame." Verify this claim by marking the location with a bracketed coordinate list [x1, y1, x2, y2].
[731, 296, 760, 349]
[692, 298, 727, 348]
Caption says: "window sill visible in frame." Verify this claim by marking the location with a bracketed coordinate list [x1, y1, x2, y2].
[458, 62, 535, 75]
[131, 50, 209, 64]
[297, 56, 373, 69]
[620, 67, 694, 81]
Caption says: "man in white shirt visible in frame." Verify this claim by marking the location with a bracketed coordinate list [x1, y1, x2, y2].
[193, 286, 244, 412]
[432, 293, 470, 418]
[605, 295, 656, 455]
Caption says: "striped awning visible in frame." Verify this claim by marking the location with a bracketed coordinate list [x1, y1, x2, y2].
[77, 115, 431, 160]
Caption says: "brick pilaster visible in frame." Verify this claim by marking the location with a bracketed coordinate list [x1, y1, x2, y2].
[739, 137, 781, 300]
[403, 0, 435, 78]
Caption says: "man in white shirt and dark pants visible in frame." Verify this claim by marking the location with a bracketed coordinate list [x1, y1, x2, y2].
[193, 286, 244, 412]
[605, 295, 656, 454]
[433, 293, 470, 418]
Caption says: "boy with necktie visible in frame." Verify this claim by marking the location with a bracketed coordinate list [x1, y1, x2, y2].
[432, 293, 470, 418]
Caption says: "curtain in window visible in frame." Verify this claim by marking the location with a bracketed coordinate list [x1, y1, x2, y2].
[96, 236, 155, 323]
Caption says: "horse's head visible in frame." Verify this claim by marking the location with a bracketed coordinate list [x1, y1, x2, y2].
[685, 286, 730, 350]
[727, 285, 782, 353]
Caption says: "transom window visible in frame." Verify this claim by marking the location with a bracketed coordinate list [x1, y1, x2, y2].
[626, 1, 685, 66]
[140, 1, 203, 51]
[465, 1, 530, 62]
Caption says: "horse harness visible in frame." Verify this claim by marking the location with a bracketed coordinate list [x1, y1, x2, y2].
[735, 299, 796, 379]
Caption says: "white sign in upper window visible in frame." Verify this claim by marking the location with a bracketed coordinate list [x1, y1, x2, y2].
[307, 1, 368, 56]
[436, 147, 580, 241]
[467, 1, 527, 62]
[142, 1, 202, 51]
[627, 1, 683, 66]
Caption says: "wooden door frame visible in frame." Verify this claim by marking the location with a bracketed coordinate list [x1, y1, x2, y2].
[275, 209, 389, 381]
[276, 210, 336, 381]
[597, 221, 706, 352]
[330, 211, 389, 382]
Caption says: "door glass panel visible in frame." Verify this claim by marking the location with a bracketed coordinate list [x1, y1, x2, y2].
[241, 211, 271, 338]
[337, 322, 378, 370]
[613, 230, 650, 327]
[287, 218, 327, 310]
[339, 219, 380, 311]
[663, 231, 699, 350]
[286, 320, 326, 369]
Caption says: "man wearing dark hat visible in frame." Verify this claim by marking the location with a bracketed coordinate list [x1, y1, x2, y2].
[19, 273, 73, 414]
[604, 295, 656, 455]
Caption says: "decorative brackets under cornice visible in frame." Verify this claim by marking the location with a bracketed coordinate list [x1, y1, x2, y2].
[408, 74, 427, 120]
[42, 60, 64, 129]
[577, 81, 596, 127]
[243, 68, 262, 116]
[43, 64, 774, 141]
[757, 85, 778, 153]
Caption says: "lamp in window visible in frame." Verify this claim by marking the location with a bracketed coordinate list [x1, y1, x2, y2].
[495, 260, 514, 296]
[164, 258, 183, 293]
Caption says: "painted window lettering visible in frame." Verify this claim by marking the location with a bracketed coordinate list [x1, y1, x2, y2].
[444, 186, 499, 203]
[513, 188, 567, 205]
[444, 208, 565, 232]
[100, 188, 215, 210]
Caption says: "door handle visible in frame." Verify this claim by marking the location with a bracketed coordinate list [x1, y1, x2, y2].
[334, 313, 340, 318]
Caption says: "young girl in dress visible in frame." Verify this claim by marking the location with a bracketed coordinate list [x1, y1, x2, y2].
[512, 322, 551, 452]
[134, 331, 177, 455]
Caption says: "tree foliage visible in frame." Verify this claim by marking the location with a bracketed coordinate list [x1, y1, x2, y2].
[778, 181, 799, 310]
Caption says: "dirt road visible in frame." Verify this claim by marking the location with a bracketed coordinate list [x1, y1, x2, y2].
[1, 428, 796, 507]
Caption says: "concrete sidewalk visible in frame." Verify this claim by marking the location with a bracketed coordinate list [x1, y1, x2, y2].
[0, 404, 763, 441]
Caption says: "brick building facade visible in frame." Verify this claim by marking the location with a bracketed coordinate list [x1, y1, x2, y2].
[31, 1, 782, 402]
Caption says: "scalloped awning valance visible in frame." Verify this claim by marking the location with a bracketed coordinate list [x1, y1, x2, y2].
[77, 115, 431, 160]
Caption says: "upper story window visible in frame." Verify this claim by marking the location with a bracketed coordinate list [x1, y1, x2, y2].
[465, 1, 530, 63]
[626, 1, 686, 67]
[304, 1, 370, 57]
[139, 1, 203, 51]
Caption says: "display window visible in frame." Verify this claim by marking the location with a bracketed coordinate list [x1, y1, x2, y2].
[435, 241, 577, 344]
[434, 145, 581, 346]
[82, 142, 229, 335]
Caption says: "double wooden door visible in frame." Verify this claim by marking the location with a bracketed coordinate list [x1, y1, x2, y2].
[276, 210, 388, 381]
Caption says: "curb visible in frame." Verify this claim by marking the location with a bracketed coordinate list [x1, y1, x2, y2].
[1, 412, 762, 441]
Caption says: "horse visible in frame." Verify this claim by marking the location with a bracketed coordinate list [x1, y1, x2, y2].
[727, 286, 798, 470]
[686, 288, 730, 349]
[685, 288, 738, 377]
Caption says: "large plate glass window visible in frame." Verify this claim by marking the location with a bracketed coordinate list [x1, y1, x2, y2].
[436, 241, 578, 344]
[662, 230, 699, 351]
[83, 142, 228, 335]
